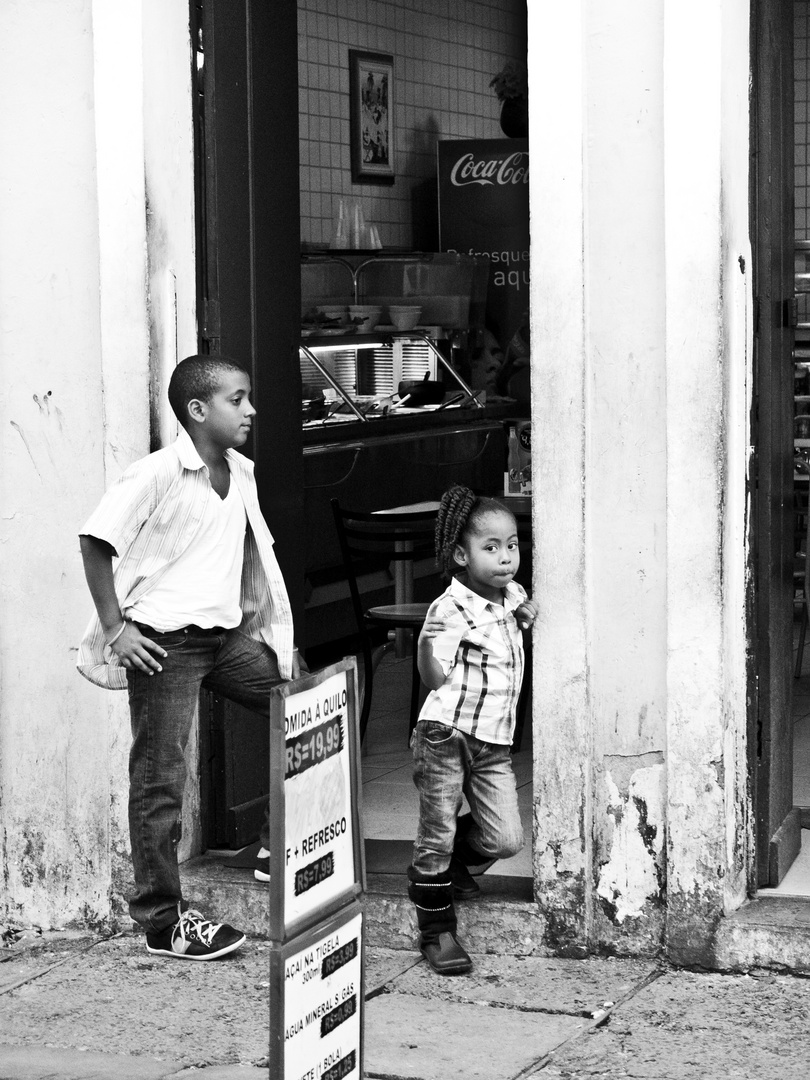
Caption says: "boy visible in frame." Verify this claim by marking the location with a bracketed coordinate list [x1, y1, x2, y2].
[78, 354, 301, 960]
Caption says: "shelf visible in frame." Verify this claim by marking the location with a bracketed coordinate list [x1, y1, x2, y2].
[300, 329, 439, 349]
[301, 402, 517, 446]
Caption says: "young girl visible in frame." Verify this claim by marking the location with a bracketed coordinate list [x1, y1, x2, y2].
[408, 484, 538, 975]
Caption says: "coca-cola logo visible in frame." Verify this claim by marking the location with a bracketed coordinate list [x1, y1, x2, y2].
[449, 151, 529, 187]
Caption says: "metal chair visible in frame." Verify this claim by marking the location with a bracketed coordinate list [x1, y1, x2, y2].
[331, 499, 439, 743]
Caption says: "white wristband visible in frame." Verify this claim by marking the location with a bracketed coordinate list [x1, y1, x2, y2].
[105, 621, 128, 647]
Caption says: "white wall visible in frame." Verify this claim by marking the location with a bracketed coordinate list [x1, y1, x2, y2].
[297, 0, 527, 248]
[0, 0, 196, 928]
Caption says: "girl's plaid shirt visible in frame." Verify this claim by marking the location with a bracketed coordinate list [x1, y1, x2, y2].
[418, 574, 528, 744]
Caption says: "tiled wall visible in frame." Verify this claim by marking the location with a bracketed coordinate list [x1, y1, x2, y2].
[798, 1, 809, 238]
[297, 0, 527, 250]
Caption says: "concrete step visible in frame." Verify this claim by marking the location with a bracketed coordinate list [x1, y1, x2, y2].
[713, 894, 810, 973]
[179, 855, 548, 953]
[362, 871, 550, 955]
[179, 855, 269, 934]
[181, 855, 810, 972]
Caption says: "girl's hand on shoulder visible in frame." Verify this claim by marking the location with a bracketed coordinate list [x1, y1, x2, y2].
[514, 599, 539, 630]
[418, 615, 453, 690]
[420, 615, 447, 640]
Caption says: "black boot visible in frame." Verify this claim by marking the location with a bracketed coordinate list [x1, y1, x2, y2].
[407, 866, 472, 975]
[453, 814, 497, 879]
[449, 856, 480, 899]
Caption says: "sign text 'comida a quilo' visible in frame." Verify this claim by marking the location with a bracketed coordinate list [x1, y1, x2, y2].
[285, 685, 348, 737]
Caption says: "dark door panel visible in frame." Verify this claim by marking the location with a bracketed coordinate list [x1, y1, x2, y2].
[192, 0, 302, 850]
[750, 0, 797, 886]
[208, 696, 270, 850]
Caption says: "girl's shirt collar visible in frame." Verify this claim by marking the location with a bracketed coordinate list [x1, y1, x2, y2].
[448, 572, 524, 616]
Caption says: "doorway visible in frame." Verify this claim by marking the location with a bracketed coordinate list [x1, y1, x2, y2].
[189, 0, 530, 855]
[750, 0, 810, 891]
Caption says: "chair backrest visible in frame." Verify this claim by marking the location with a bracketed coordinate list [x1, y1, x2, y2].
[331, 499, 438, 626]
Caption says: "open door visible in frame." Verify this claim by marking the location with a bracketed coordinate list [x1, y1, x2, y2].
[750, 0, 800, 887]
[191, 0, 305, 848]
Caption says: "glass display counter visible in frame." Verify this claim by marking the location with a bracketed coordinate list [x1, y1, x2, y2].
[299, 329, 483, 426]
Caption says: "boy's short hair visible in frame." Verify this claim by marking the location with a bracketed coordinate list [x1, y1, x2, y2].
[169, 354, 250, 428]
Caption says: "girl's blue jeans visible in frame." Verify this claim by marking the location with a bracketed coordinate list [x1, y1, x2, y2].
[411, 720, 524, 876]
[126, 624, 286, 932]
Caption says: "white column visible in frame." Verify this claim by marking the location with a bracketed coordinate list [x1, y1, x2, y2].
[528, 0, 752, 958]
[528, 0, 591, 946]
[663, 0, 752, 959]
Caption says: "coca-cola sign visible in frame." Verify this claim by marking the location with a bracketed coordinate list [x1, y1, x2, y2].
[438, 138, 529, 350]
[449, 151, 529, 188]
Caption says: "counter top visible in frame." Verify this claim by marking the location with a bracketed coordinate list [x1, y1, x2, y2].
[301, 401, 524, 446]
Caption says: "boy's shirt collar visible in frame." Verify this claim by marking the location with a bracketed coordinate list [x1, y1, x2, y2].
[447, 572, 523, 615]
[175, 425, 238, 473]
[175, 425, 206, 470]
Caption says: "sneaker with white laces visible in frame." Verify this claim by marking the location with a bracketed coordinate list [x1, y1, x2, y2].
[255, 847, 270, 882]
[145, 908, 246, 960]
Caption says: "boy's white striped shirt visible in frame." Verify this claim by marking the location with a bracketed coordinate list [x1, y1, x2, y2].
[418, 575, 527, 745]
[77, 427, 294, 689]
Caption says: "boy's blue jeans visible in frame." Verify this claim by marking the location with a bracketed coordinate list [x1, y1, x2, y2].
[411, 721, 524, 876]
[126, 624, 286, 933]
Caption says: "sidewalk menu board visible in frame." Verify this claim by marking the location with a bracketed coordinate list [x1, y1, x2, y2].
[437, 137, 530, 352]
[270, 903, 364, 1080]
[268, 659, 365, 1079]
[268, 658, 365, 940]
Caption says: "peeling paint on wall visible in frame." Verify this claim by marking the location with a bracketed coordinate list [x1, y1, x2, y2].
[596, 760, 665, 924]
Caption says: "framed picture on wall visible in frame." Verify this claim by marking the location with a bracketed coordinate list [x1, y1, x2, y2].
[349, 50, 395, 184]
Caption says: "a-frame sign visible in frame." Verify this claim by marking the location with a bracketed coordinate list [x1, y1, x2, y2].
[267, 658, 366, 1079]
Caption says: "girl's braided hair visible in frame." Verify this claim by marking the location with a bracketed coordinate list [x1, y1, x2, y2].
[434, 484, 514, 577]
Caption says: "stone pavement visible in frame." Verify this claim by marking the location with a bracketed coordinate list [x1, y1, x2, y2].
[2, 929, 810, 1079]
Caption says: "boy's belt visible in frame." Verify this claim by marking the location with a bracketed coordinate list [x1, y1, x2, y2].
[134, 622, 229, 636]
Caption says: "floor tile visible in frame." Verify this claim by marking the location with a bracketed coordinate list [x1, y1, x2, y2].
[387, 952, 655, 1014]
[361, 783, 420, 840]
[364, 763, 416, 787]
[359, 765, 398, 783]
[361, 749, 412, 772]
[760, 829, 810, 898]
[511, 753, 533, 788]
[364, 946, 422, 994]
[364, 993, 584, 1080]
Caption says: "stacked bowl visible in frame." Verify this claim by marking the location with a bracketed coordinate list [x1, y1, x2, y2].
[317, 304, 347, 323]
[388, 304, 422, 331]
[348, 304, 383, 333]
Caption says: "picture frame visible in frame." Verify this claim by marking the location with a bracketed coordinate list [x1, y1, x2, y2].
[349, 49, 395, 184]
